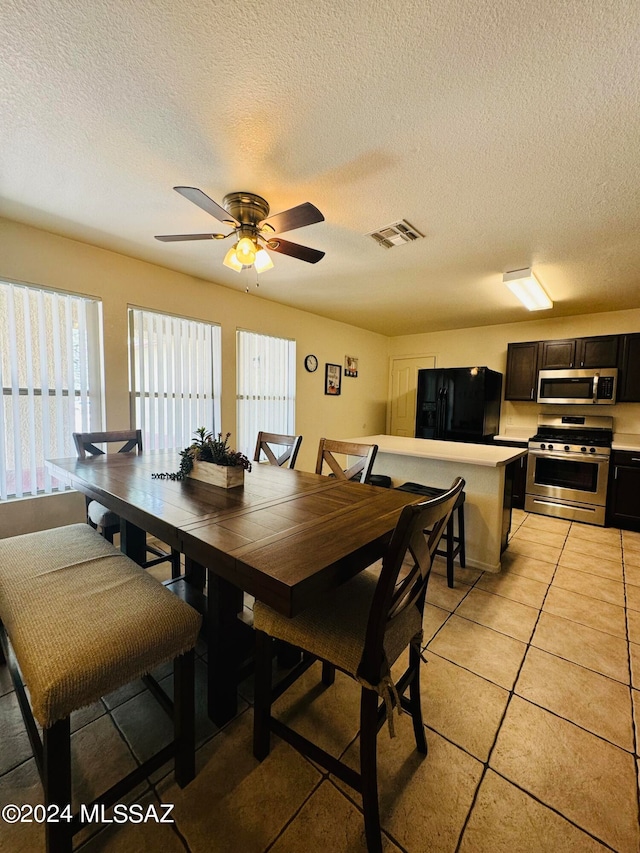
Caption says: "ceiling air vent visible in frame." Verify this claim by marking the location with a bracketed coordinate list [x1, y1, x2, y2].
[366, 220, 424, 249]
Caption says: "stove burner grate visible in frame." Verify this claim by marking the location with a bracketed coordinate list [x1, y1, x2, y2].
[531, 429, 612, 447]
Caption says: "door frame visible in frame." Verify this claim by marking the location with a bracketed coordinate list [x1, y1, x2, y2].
[386, 353, 438, 435]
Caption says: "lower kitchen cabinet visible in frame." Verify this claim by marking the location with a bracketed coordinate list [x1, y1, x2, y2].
[608, 451, 640, 531]
[511, 453, 528, 509]
[495, 440, 528, 509]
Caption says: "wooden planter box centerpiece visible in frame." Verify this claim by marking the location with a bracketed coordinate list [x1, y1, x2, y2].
[152, 429, 252, 489]
[188, 460, 245, 489]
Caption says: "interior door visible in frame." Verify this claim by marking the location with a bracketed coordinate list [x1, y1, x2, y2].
[388, 356, 436, 436]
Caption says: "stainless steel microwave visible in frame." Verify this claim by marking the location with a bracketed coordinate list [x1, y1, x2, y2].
[537, 368, 618, 405]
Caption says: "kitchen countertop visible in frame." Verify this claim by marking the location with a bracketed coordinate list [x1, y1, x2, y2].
[344, 434, 527, 468]
[612, 434, 640, 452]
[494, 429, 533, 445]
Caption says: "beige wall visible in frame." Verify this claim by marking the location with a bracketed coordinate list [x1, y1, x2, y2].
[0, 217, 389, 535]
[389, 309, 640, 435]
[2, 215, 640, 536]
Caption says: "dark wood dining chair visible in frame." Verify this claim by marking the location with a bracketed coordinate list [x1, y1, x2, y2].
[315, 438, 378, 483]
[72, 430, 181, 577]
[396, 482, 466, 588]
[251, 430, 304, 666]
[253, 431, 303, 469]
[252, 477, 465, 853]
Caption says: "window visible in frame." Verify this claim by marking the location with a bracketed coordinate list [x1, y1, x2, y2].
[128, 308, 221, 451]
[0, 279, 103, 499]
[236, 330, 296, 459]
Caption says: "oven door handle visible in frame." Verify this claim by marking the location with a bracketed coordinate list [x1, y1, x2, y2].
[528, 450, 610, 464]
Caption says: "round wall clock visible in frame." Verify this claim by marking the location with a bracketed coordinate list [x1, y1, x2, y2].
[304, 354, 318, 373]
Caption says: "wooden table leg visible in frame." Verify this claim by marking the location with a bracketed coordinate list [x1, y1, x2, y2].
[184, 556, 206, 592]
[119, 519, 147, 566]
[206, 570, 244, 726]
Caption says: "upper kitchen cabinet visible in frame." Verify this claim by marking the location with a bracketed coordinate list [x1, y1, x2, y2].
[576, 335, 619, 368]
[539, 338, 576, 369]
[618, 333, 640, 402]
[538, 335, 619, 370]
[505, 334, 630, 402]
[505, 341, 539, 401]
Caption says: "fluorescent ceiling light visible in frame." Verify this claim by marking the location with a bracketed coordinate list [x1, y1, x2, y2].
[503, 268, 552, 311]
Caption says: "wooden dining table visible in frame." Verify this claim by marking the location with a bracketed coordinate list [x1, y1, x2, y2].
[46, 451, 423, 726]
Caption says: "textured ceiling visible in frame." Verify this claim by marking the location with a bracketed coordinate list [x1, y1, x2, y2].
[2, 0, 640, 336]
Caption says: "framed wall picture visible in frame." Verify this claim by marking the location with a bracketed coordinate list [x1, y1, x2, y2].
[325, 363, 342, 395]
[345, 355, 358, 377]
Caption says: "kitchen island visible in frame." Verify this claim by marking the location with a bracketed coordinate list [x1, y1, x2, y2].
[346, 434, 527, 572]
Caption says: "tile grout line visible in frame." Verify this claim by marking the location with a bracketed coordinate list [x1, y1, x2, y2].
[451, 515, 594, 852]
[2, 516, 639, 852]
[0, 695, 114, 782]
[261, 776, 326, 853]
[451, 519, 568, 852]
[330, 727, 415, 853]
[492, 521, 635, 852]
[620, 531, 640, 841]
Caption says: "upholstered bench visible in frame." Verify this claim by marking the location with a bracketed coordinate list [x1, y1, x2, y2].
[0, 523, 201, 853]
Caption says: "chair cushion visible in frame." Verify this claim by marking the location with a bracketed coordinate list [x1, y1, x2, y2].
[397, 482, 465, 508]
[87, 500, 119, 528]
[369, 474, 392, 488]
[253, 568, 422, 685]
[0, 524, 201, 728]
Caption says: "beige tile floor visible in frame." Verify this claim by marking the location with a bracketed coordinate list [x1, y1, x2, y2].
[1, 511, 640, 851]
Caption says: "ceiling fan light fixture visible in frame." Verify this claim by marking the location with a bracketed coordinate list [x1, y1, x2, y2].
[503, 268, 552, 311]
[254, 247, 274, 273]
[235, 236, 257, 266]
[223, 245, 244, 272]
[158, 187, 325, 271]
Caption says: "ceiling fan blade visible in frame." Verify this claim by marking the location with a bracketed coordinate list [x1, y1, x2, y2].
[174, 187, 239, 225]
[155, 233, 228, 242]
[267, 237, 325, 264]
[261, 202, 324, 234]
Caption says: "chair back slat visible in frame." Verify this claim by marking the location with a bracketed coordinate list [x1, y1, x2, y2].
[253, 432, 303, 469]
[315, 438, 378, 484]
[358, 477, 465, 684]
[73, 430, 143, 460]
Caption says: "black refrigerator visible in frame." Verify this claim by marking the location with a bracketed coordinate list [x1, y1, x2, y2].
[415, 367, 502, 443]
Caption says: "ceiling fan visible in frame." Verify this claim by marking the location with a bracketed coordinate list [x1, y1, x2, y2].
[155, 187, 325, 273]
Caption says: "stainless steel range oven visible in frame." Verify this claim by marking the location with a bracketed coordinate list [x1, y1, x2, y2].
[525, 415, 613, 526]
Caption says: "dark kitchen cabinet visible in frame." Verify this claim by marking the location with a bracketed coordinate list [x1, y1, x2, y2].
[576, 335, 619, 369]
[505, 342, 539, 401]
[618, 333, 640, 402]
[538, 335, 619, 370]
[608, 450, 640, 531]
[539, 339, 576, 369]
[511, 453, 528, 509]
[506, 332, 637, 403]
[500, 444, 528, 508]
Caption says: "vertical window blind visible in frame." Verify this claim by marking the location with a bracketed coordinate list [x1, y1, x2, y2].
[128, 308, 221, 451]
[236, 330, 296, 459]
[0, 280, 103, 499]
